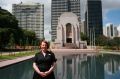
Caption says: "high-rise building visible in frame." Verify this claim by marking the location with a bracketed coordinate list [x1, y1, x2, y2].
[81, 20, 87, 35]
[12, 2, 44, 39]
[103, 23, 118, 38]
[85, 0, 103, 38]
[117, 25, 120, 37]
[51, 0, 80, 41]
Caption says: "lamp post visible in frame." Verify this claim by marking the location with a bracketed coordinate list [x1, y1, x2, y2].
[90, 28, 92, 49]
[92, 28, 94, 49]
[93, 27, 96, 49]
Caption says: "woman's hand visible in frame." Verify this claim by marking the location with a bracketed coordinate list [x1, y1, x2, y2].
[33, 63, 47, 77]
[45, 62, 56, 76]
[39, 72, 47, 77]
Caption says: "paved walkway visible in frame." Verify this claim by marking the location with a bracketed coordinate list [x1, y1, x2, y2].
[51, 49, 98, 56]
[99, 50, 120, 55]
[0, 55, 34, 68]
[0, 51, 33, 55]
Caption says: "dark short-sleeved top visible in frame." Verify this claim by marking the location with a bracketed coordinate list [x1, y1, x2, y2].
[33, 50, 57, 79]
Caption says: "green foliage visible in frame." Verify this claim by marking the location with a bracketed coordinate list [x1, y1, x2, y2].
[0, 51, 35, 60]
[112, 37, 120, 50]
[95, 35, 109, 46]
[0, 8, 18, 29]
[95, 35, 120, 50]
[80, 32, 88, 41]
[7, 33, 15, 48]
[0, 8, 39, 49]
[0, 28, 11, 48]
[22, 29, 36, 45]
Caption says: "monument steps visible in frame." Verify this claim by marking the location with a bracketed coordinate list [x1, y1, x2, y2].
[63, 43, 78, 49]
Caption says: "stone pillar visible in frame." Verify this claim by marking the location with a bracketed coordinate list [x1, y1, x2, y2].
[72, 25, 75, 43]
[64, 25, 66, 43]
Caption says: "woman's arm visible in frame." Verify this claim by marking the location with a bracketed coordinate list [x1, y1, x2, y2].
[33, 62, 46, 77]
[45, 62, 56, 75]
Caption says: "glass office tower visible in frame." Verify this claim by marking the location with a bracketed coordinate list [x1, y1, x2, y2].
[85, 0, 103, 38]
[51, 0, 80, 41]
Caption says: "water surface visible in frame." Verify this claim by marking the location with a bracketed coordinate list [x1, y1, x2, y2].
[0, 53, 120, 79]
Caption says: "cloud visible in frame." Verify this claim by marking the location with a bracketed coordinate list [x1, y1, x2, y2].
[101, 0, 120, 25]
[0, 0, 6, 6]
[102, 0, 120, 10]
[0, 0, 21, 12]
[80, 0, 87, 20]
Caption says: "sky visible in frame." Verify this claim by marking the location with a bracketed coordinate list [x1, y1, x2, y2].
[0, 0, 120, 40]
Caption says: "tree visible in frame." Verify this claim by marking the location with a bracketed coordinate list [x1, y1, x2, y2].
[0, 8, 20, 49]
[0, 8, 18, 29]
[8, 33, 15, 49]
[113, 37, 120, 50]
[0, 28, 11, 48]
[0, 8, 40, 49]
[80, 32, 88, 41]
[22, 29, 36, 45]
[96, 35, 109, 46]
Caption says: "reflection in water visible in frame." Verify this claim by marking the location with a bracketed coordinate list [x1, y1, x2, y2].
[56, 53, 104, 79]
[55, 53, 120, 79]
[0, 59, 33, 79]
[104, 54, 120, 79]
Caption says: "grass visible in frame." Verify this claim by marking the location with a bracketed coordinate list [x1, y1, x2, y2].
[0, 51, 36, 61]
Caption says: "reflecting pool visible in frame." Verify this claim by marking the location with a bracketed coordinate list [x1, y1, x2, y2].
[0, 53, 120, 79]
[0, 59, 33, 79]
[55, 53, 120, 79]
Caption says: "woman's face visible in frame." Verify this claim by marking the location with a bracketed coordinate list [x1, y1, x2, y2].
[40, 42, 47, 51]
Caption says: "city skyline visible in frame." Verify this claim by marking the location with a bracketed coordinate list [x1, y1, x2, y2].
[0, 0, 120, 40]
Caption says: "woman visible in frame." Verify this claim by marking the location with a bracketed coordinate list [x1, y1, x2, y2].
[33, 40, 57, 79]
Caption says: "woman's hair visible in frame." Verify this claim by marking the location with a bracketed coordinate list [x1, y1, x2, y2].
[39, 40, 49, 49]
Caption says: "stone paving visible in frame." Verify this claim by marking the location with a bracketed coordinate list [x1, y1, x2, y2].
[0, 55, 34, 68]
